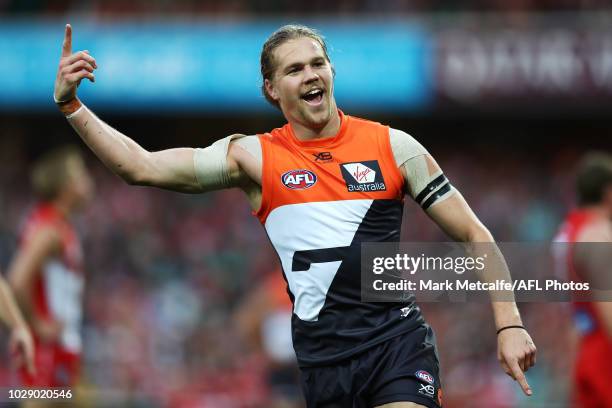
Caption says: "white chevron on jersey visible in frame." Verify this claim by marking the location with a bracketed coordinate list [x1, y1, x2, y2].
[265, 199, 373, 322]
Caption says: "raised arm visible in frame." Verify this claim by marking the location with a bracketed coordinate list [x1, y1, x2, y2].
[390, 128, 537, 396]
[53, 24, 248, 193]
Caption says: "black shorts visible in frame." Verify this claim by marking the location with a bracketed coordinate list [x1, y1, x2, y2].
[299, 324, 442, 408]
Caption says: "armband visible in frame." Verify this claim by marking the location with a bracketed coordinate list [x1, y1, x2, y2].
[414, 173, 452, 210]
[401, 155, 454, 210]
[390, 128, 454, 209]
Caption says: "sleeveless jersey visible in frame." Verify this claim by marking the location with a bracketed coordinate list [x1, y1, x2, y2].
[20, 203, 84, 354]
[256, 111, 425, 367]
[555, 211, 612, 407]
[553, 210, 602, 336]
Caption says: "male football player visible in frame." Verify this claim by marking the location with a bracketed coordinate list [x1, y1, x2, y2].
[8, 146, 92, 400]
[54, 24, 535, 407]
[554, 153, 612, 407]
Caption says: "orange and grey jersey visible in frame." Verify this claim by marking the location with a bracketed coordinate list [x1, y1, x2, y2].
[255, 111, 426, 367]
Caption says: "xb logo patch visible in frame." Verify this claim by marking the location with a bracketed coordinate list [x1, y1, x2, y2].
[418, 383, 435, 398]
[313, 152, 333, 162]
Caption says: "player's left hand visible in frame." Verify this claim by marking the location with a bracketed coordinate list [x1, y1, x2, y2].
[497, 328, 537, 396]
[9, 324, 36, 376]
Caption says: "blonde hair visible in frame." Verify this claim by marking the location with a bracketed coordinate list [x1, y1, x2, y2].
[31, 145, 83, 201]
[260, 24, 333, 109]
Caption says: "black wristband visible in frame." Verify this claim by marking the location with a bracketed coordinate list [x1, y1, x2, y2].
[496, 325, 525, 335]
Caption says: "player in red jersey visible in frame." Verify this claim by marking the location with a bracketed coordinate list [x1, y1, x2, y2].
[554, 153, 612, 408]
[53, 24, 536, 407]
[7, 146, 93, 396]
[0, 273, 36, 376]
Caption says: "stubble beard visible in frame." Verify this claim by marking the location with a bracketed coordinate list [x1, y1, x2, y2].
[299, 97, 332, 131]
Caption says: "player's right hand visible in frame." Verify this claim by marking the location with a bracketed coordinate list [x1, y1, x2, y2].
[9, 324, 35, 375]
[54, 24, 97, 104]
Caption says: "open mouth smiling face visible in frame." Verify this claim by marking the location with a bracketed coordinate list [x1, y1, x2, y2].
[263, 35, 341, 135]
[301, 87, 325, 107]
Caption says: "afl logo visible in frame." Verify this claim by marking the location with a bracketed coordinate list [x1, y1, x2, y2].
[281, 169, 317, 190]
[415, 370, 434, 385]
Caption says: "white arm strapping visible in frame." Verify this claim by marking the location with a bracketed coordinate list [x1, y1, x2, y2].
[389, 128, 454, 208]
[192, 134, 261, 191]
[193, 134, 243, 191]
[389, 127, 428, 167]
[233, 135, 262, 164]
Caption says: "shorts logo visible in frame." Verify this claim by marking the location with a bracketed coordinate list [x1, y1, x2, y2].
[281, 169, 317, 190]
[418, 383, 435, 398]
[415, 370, 434, 385]
[340, 160, 386, 192]
[400, 306, 412, 319]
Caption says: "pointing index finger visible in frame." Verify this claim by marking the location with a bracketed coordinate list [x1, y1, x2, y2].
[62, 24, 72, 57]
[511, 363, 532, 396]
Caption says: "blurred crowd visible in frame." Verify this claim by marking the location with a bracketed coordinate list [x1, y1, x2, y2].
[1, 0, 612, 16]
[0, 128, 584, 407]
